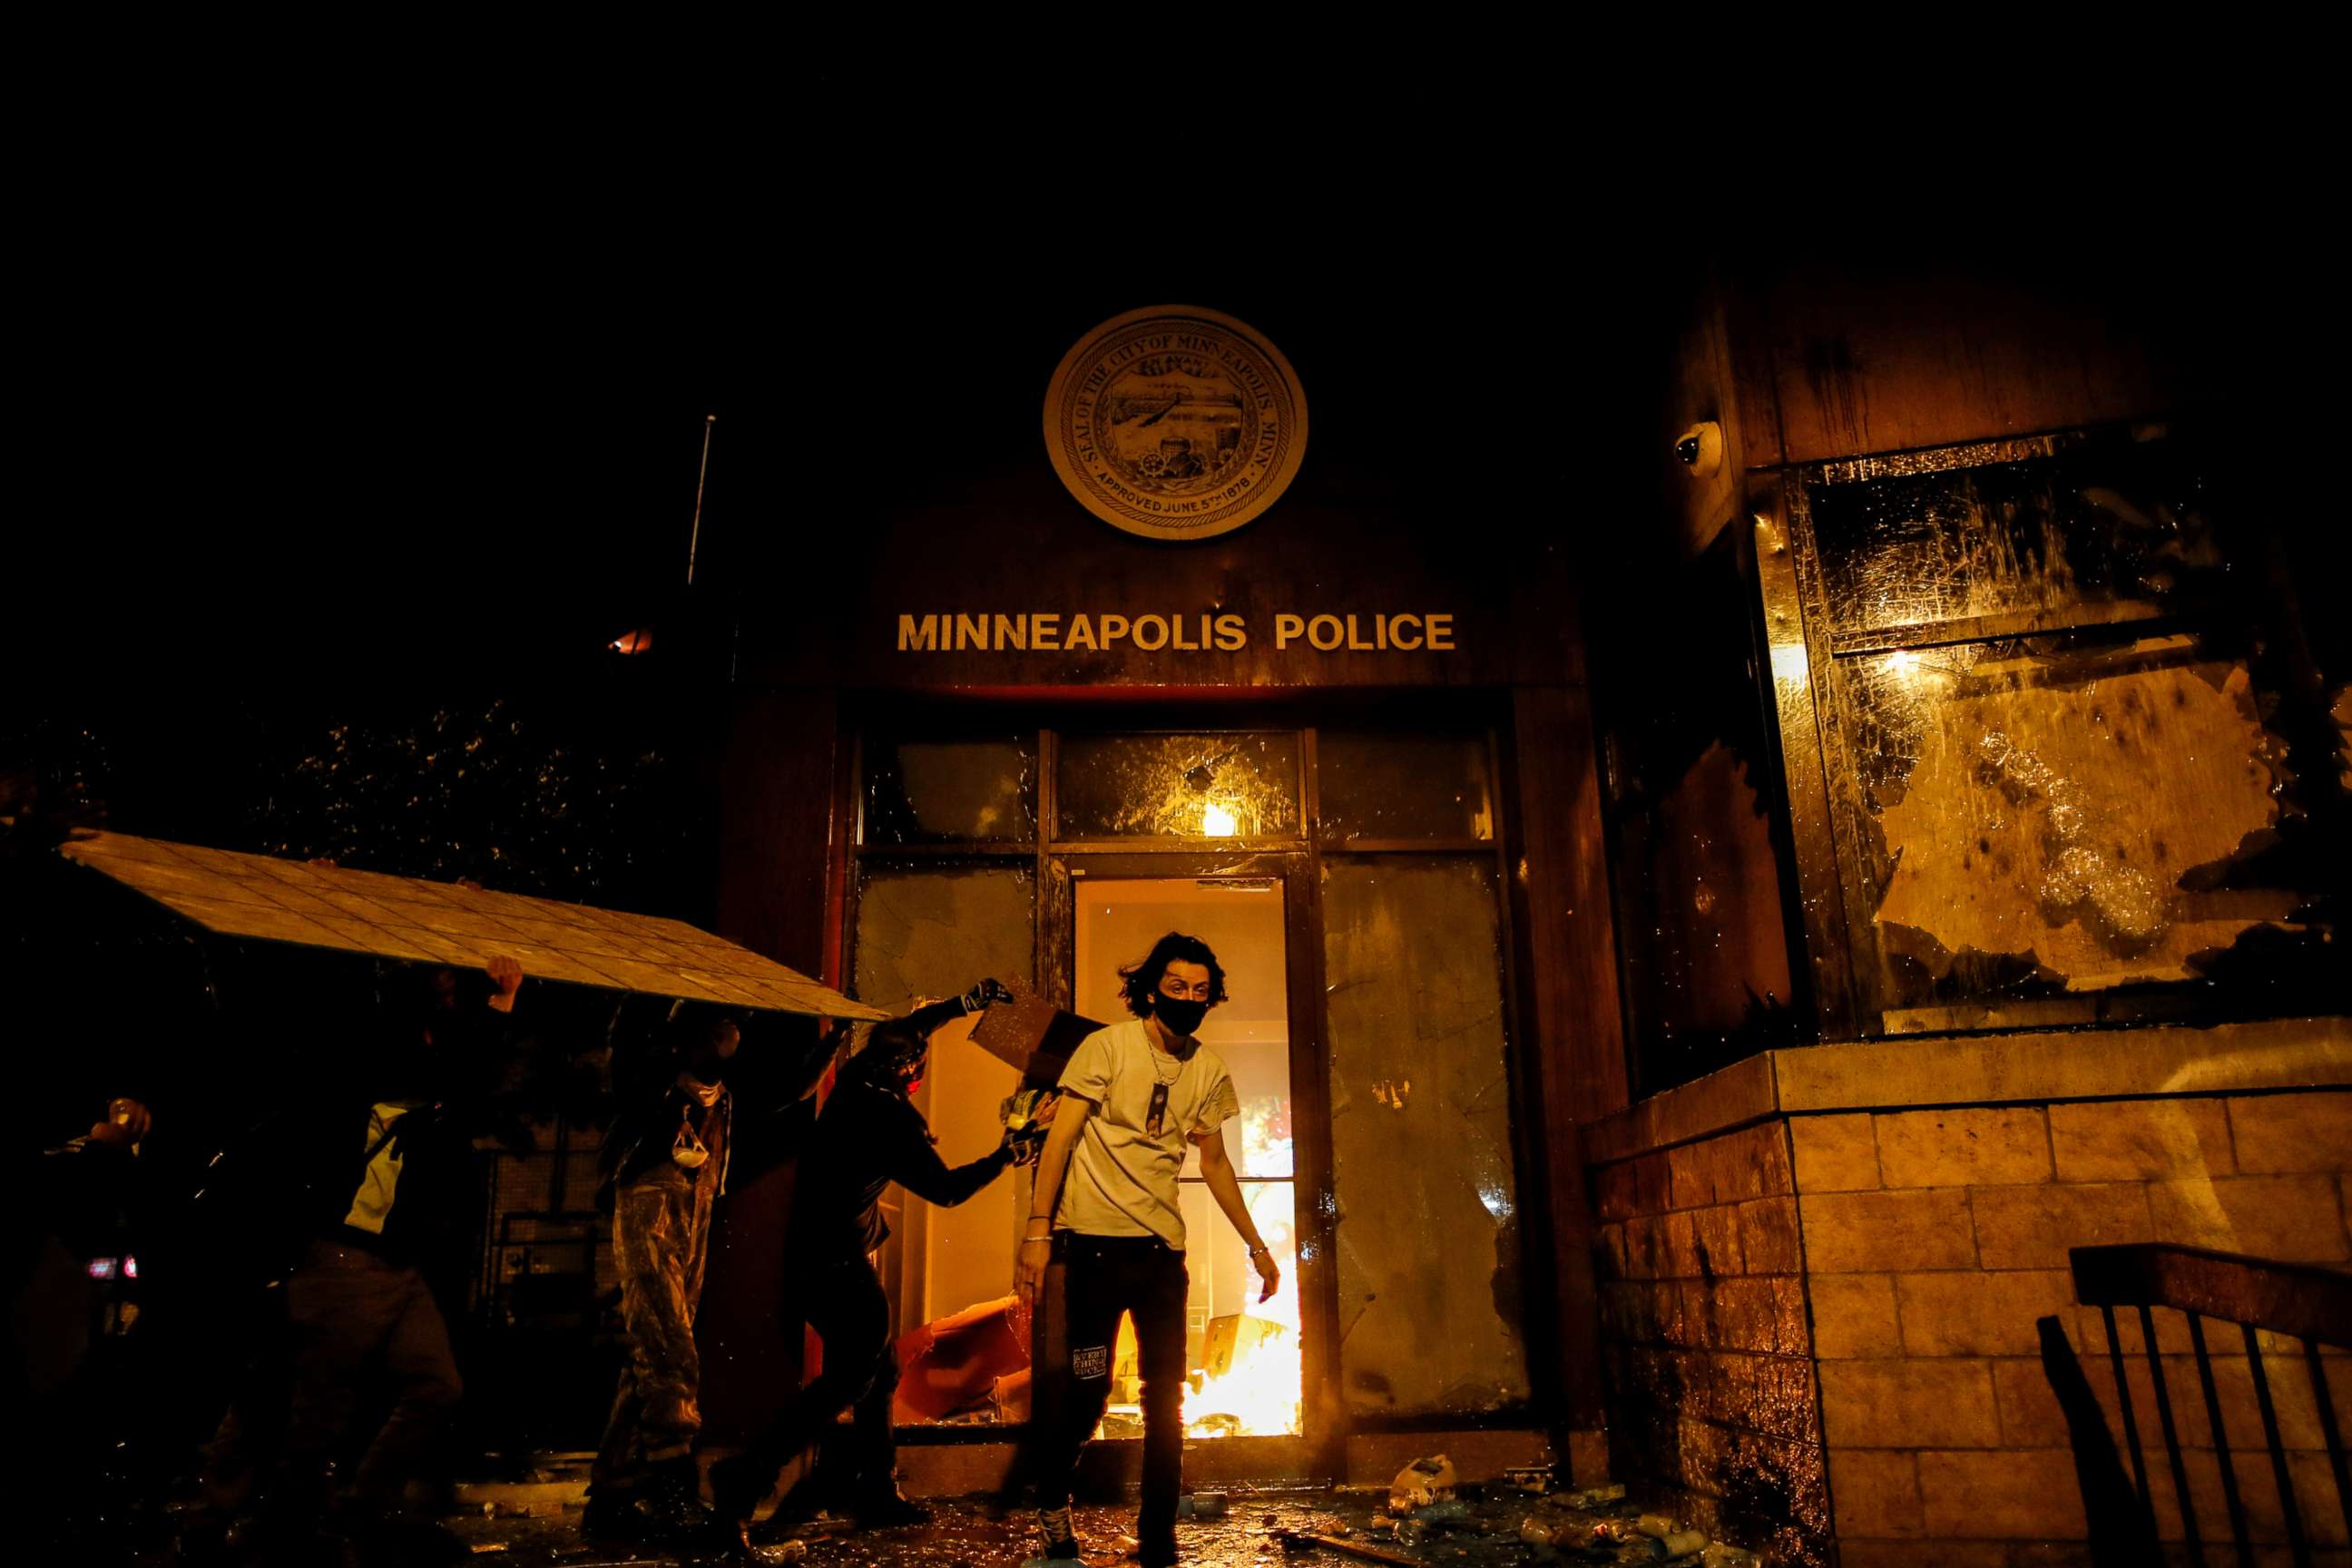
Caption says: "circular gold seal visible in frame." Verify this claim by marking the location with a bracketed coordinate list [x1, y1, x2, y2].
[1044, 305, 1308, 542]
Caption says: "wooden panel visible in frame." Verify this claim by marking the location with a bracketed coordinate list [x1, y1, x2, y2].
[1511, 685, 1629, 1123]
[703, 687, 842, 1436]
[696, 1160, 799, 1442]
[762, 494, 1511, 692]
[1757, 268, 2180, 466]
[1658, 276, 1748, 557]
[1508, 683, 1626, 1433]
[714, 687, 838, 975]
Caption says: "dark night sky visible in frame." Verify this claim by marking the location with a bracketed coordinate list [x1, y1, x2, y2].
[12, 182, 2334, 707]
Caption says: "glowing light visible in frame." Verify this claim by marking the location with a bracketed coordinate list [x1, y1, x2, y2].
[1185, 1318, 1302, 1437]
[1201, 801, 1239, 837]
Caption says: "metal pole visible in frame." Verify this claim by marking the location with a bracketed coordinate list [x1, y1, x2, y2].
[686, 414, 716, 586]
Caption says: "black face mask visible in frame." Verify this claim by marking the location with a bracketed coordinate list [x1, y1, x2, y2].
[1153, 995, 1209, 1036]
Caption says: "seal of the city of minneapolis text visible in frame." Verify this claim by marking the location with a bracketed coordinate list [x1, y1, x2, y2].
[1043, 305, 1307, 542]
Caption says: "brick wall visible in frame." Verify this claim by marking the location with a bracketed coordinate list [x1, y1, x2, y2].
[1592, 1120, 1834, 1567]
[1798, 1091, 2350, 1567]
[1591, 1087, 2351, 1567]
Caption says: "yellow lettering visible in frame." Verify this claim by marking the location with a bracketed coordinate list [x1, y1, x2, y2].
[1214, 614, 1248, 651]
[1426, 612, 1455, 651]
[1274, 613, 1304, 649]
[1032, 613, 1060, 651]
[897, 614, 939, 652]
[1099, 613, 1131, 648]
[1308, 615, 1343, 652]
[993, 613, 1026, 651]
[1132, 614, 1169, 651]
[1390, 613, 1423, 651]
[1065, 614, 1098, 651]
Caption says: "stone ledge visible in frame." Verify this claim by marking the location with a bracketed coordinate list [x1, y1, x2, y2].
[1583, 1017, 2352, 1166]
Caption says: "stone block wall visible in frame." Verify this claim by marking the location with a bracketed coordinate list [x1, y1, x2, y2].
[1589, 1070, 2351, 1567]
[1800, 1091, 2350, 1567]
[1592, 1120, 1833, 1566]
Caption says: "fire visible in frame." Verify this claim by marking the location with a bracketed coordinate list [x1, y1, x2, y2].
[1185, 1108, 1301, 1436]
[1184, 1312, 1300, 1437]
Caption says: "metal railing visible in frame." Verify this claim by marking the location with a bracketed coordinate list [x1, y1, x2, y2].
[2071, 1244, 2352, 1567]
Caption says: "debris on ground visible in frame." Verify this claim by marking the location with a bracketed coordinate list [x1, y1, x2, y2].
[122, 1469, 1762, 1567]
[1387, 1454, 1458, 1513]
[1499, 1465, 1554, 1494]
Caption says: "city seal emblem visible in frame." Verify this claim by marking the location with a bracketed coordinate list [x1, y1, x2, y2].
[1043, 305, 1308, 542]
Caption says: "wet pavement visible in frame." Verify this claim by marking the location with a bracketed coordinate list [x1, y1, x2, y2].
[408, 1485, 1750, 1568]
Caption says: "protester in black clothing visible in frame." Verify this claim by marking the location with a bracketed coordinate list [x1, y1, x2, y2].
[245, 955, 531, 1566]
[710, 977, 1027, 1537]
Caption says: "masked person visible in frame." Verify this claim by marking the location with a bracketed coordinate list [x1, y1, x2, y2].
[710, 978, 1025, 1540]
[583, 1003, 743, 1548]
[260, 955, 529, 1566]
[1014, 935, 1279, 1568]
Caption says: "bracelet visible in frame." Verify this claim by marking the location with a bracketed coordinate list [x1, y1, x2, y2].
[1249, 1244, 1271, 1258]
[1020, 1235, 1052, 1247]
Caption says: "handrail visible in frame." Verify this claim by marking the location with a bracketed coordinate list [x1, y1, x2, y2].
[2070, 1244, 2352, 1347]
[2069, 1243, 2351, 1568]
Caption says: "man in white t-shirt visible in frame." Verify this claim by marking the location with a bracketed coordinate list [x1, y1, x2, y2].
[1014, 933, 1279, 1568]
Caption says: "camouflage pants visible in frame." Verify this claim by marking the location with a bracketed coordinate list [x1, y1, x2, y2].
[593, 1174, 715, 1491]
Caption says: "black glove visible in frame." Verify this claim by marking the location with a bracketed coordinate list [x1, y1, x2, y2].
[960, 977, 1015, 1014]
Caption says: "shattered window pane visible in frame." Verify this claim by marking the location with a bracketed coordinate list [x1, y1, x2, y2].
[1056, 733, 1300, 839]
[1601, 537, 1800, 1093]
[1809, 444, 2220, 635]
[1832, 633, 2301, 1007]
[864, 736, 1037, 845]
[1316, 730, 1494, 841]
[852, 864, 1035, 1348]
[1321, 856, 1527, 1416]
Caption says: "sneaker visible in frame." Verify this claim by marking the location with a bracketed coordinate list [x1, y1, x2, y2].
[1025, 1504, 1083, 1566]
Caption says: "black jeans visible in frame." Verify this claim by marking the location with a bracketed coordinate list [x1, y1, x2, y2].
[741, 1249, 898, 1492]
[1034, 1232, 1188, 1563]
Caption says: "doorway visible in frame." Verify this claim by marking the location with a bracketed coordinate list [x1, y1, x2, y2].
[1070, 873, 1301, 1438]
[843, 716, 1534, 1467]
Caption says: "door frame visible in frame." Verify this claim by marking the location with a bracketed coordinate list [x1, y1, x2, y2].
[1043, 847, 1341, 1476]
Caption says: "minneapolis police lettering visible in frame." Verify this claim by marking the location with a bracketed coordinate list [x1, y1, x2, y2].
[894, 612, 1455, 653]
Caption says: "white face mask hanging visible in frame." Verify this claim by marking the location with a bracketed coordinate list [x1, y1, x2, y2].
[671, 1108, 710, 1171]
